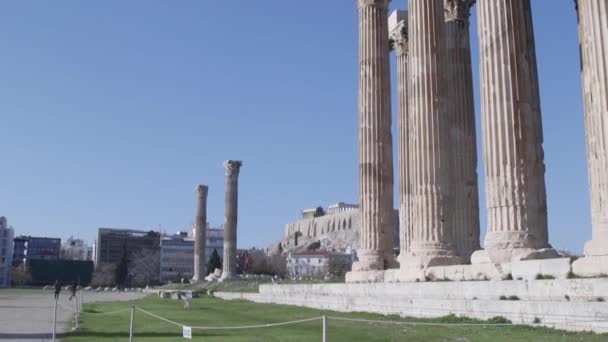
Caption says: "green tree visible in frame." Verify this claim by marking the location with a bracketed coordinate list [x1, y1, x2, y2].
[207, 248, 222, 275]
[114, 242, 129, 287]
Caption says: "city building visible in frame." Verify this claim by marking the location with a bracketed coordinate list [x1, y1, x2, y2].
[11, 236, 27, 266]
[0, 217, 14, 287]
[189, 225, 225, 267]
[94, 228, 161, 266]
[86, 246, 93, 261]
[160, 234, 194, 283]
[287, 251, 354, 279]
[60, 236, 89, 261]
[159, 228, 224, 283]
[12, 236, 61, 266]
[206, 227, 224, 267]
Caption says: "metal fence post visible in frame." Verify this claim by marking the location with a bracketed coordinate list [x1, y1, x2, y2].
[52, 297, 57, 342]
[74, 294, 79, 330]
[322, 316, 327, 342]
[129, 305, 135, 342]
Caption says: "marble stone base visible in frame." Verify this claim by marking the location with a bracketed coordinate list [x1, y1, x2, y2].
[511, 258, 572, 281]
[425, 263, 511, 281]
[572, 255, 608, 277]
[345, 270, 385, 283]
[471, 248, 559, 265]
[384, 268, 427, 282]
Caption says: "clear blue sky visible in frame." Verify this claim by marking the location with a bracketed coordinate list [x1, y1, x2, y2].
[0, 1, 589, 253]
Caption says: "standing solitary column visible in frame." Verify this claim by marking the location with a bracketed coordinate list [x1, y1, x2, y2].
[401, 0, 461, 271]
[220, 160, 242, 282]
[445, 0, 480, 262]
[473, 0, 555, 264]
[572, 0, 608, 276]
[347, 0, 395, 281]
[389, 10, 411, 262]
[192, 184, 208, 282]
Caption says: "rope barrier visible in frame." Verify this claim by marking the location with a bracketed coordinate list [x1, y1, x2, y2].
[136, 306, 322, 330]
[135, 307, 184, 328]
[190, 317, 322, 330]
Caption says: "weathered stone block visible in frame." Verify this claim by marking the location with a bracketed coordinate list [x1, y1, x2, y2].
[572, 256, 608, 278]
[511, 258, 572, 281]
[345, 270, 385, 283]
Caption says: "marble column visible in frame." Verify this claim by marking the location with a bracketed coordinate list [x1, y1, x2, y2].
[473, 0, 555, 264]
[349, 0, 395, 277]
[401, 0, 461, 270]
[192, 184, 208, 282]
[445, 0, 480, 262]
[389, 10, 411, 262]
[576, 0, 608, 259]
[220, 160, 242, 282]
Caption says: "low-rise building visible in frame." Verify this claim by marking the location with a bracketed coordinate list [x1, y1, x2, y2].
[159, 227, 224, 283]
[94, 228, 161, 266]
[287, 251, 354, 279]
[12, 235, 61, 266]
[160, 234, 194, 283]
[0, 217, 14, 287]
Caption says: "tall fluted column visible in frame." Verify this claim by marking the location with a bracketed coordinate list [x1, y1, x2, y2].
[220, 160, 242, 282]
[445, 0, 480, 262]
[192, 185, 208, 282]
[578, 0, 608, 256]
[389, 10, 411, 261]
[401, 0, 461, 269]
[473, 0, 554, 264]
[350, 0, 395, 276]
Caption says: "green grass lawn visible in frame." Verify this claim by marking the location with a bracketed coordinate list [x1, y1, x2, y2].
[64, 295, 606, 342]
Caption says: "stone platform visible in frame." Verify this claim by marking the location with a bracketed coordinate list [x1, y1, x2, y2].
[215, 278, 608, 333]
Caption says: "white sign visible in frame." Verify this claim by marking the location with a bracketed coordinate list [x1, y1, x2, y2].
[182, 326, 192, 339]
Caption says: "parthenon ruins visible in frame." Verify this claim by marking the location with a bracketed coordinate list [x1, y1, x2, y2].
[345, 0, 608, 282]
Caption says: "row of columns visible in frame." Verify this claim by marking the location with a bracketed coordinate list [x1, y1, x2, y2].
[352, 0, 608, 276]
[192, 160, 243, 283]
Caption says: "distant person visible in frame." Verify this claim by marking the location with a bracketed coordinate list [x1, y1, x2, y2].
[68, 281, 78, 301]
[178, 292, 191, 310]
[53, 281, 61, 300]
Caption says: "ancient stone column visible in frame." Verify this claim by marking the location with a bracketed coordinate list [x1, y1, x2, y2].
[444, 0, 480, 262]
[349, 0, 395, 278]
[192, 184, 208, 282]
[473, 0, 555, 264]
[576, 0, 608, 258]
[220, 160, 242, 282]
[389, 10, 411, 262]
[400, 0, 461, 270]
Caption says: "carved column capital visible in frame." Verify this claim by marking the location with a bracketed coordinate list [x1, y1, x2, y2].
[196, 184, 208, 197]
[444, 0, 475, 23]
[224, 160, 243, 178]
[389, 22, 408, 56]
[357, 0, 390, 10]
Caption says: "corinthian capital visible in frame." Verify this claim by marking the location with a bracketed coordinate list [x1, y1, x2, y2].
[224, 160, 243, 178]
[444, 0, 475, 22]
[388, 10, 408, 56]
[357, 0, 390, 10]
